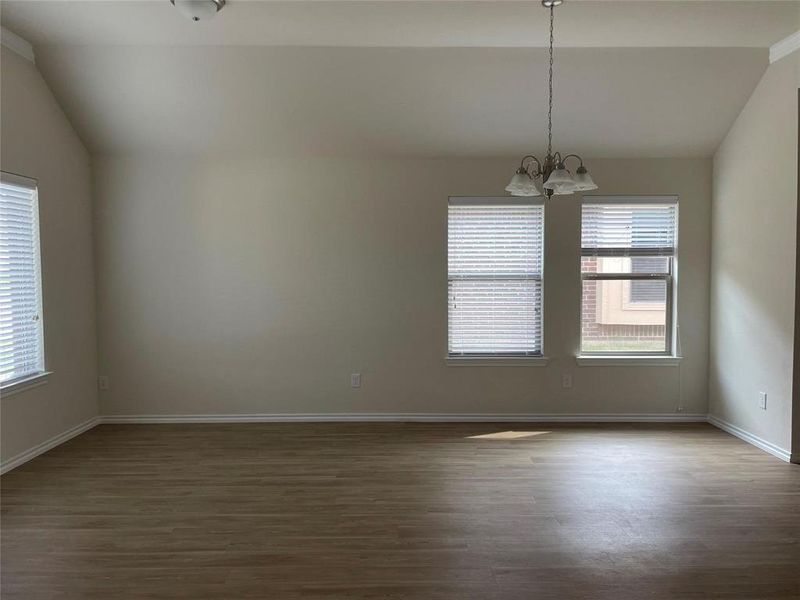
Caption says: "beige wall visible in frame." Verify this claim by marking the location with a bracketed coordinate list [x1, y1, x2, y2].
[709, 54, 799, 454]
[0, 48, 98, 461]
[94, 156, 710, 417]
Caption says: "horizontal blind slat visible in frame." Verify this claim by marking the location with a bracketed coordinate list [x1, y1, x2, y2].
[0, 177, 44, 385]
[448, 203, 544, 355]
[581, 202, 677, 256]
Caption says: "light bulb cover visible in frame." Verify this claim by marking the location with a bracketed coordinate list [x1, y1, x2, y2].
[505, 168, 541, 196]
[542, 164, 575, 190]
[551, 183, 577, 195]
[572, 166, 598, 191]
[171, 0, 225, 21]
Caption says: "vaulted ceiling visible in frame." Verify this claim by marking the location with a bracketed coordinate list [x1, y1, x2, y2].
[1, 1, 797, 158]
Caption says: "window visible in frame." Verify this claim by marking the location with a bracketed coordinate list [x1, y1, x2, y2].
[448, 197, 544, 357]
[629, 257, 669, 303]
[0, 172, 45, 387]
[580, 197, 677, 355]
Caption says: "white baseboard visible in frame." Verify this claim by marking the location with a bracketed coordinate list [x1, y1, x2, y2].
[99, 412, 708, 424]
[707, 415, 792, 463]
[4, 413, 791, 475]
[0, 416, 100, 475]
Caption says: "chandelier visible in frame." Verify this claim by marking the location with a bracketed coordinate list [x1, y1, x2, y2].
[505, 0, 598, 198]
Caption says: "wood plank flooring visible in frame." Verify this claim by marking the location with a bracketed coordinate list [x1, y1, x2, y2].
[2, 422, 799, 599]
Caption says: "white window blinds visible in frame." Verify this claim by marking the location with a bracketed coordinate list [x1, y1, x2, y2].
[0, 173, 45, 386]
[581, 198, 677, 257]
[448, 198, 544, 356]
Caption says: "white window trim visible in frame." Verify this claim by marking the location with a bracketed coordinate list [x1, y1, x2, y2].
[575, 355, 681, 367]
[446, 356, 549, 367]
[0, 371, 51, 397]
[578, 195, 680, 360]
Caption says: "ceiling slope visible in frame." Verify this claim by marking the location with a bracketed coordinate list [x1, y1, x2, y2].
[2, 1, 792, 157]
[30, 45, 768, 158]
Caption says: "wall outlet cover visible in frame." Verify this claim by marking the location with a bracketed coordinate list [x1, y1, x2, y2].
[350, 373, 361, 388]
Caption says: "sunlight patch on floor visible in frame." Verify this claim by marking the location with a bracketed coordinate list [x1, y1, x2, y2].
[467, 431, 550, 440]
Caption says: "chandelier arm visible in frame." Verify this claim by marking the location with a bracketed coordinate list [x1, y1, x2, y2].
[560, 154, 585, 168]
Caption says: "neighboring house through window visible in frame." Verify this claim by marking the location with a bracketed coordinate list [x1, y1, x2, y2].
[580, 196, 678, 355]
[447, 197, 544, 357]
[0, 172, 46, 387]
[629, 257, 669, 303]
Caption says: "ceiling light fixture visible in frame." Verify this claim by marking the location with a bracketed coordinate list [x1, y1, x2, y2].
[505, 0, 597, 198]
[170, 0, 226, 22]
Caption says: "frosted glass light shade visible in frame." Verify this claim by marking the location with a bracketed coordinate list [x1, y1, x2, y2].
[542, 166, 575, 191]
[510, 185, 542, 197]
[505, 171, 541, 197]
[171, 0, 225, 21]
[573, 167, 598, 191]
[550, 183, 577, 195]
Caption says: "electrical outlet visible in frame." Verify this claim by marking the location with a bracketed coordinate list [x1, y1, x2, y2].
[98, 375, 109, 391]
[350, 373, 361, 389]
[758, 392, 767, 410]
[562, 373, 572, 389]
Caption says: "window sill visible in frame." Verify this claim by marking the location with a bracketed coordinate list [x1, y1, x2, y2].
[1, 372, 52, 398]
[575, 356, 681, 367]
[446, 356, 549, 367]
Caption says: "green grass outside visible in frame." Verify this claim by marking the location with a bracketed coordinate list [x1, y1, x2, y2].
[581, 340, 665, 352]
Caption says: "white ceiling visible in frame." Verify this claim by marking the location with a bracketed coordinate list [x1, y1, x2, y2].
[1, 1, 796, 158]
[1, 1, 797, 48]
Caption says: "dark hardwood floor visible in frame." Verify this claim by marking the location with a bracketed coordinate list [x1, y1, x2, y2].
[1, 422, 799, 599]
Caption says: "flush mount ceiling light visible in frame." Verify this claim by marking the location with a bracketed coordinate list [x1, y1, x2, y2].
[170, 0, 226, 22]
[505, 0, 597, 198]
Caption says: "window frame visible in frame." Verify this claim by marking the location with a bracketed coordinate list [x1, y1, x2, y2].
[446, 196, 546, 360]
[0, 171, 47, 391]
[579, 195, 679, 358]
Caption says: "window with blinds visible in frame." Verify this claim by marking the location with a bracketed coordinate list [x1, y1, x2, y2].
[0, 173, 45, 386]
[580, 197, 678, 355]
[448, 198, 544, 356]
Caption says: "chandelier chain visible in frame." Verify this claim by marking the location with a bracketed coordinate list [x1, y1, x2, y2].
[506, 1, 597, 198]
[547, 4, 554, 159]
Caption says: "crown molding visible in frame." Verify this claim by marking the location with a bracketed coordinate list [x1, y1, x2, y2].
[1, 26, 35, 63]
[770, 30, 800, 64]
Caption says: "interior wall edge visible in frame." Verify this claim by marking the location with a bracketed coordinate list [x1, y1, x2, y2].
[0, 46, 99, 462]
[708, 53, 798, 454]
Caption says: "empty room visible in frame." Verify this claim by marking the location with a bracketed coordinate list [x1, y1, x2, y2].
[1, 0, 799, 598]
